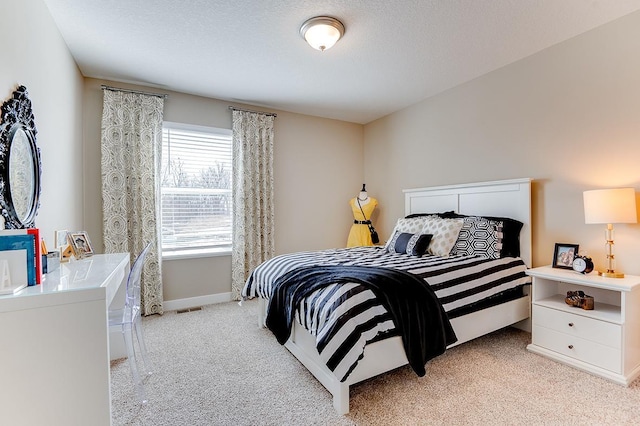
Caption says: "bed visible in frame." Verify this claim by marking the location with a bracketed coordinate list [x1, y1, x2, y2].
[242, 178, 532, 414]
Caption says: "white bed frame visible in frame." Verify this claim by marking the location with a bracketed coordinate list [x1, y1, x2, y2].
[257, 178, 532, 414]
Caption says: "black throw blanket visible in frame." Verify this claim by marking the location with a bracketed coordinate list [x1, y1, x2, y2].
[266, 265, 458, 378]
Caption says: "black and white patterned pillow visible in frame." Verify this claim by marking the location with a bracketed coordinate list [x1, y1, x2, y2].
[450, 216, 503, 258]
[386, 232, 433, 257]
[419, 216, 465, 256]
[384, 216, 437, 251]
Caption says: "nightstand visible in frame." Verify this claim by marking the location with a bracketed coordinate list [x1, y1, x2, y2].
[526, 266, 640, 386]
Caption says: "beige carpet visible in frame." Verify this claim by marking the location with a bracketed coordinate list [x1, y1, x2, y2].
[111, 300, 640, 425]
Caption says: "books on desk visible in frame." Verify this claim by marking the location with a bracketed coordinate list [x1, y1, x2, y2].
[0, 228, 41, 295]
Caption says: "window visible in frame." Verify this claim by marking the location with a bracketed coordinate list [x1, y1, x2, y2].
[160, 122, 232, 256]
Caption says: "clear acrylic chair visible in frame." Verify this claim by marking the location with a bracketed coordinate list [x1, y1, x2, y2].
[109, 243, 153, 403]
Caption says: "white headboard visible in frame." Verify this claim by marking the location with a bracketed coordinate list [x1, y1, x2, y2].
[403, 178, 532, 267]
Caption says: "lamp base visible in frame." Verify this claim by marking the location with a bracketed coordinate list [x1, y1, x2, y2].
[598, 270, 625, 278]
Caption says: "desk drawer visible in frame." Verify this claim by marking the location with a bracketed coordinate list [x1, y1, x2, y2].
[532, 325, 621, 373]
[532, 305, 621, 349]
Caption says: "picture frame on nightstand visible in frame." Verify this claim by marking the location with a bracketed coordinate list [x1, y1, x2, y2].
[552, 243, 579, 269]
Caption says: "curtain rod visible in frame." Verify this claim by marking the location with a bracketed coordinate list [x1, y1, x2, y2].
[101, 85, 169, 99]
[228, 106, 277, 117]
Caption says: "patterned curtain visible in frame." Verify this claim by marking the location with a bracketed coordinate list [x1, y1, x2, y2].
[231, 110, 275, 299]
[100, 88, 164, 315]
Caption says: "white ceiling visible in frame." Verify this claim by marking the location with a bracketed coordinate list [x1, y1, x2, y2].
[43, 0, 640, 124]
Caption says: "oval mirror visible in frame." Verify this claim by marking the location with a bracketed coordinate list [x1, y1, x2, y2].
[8, 126, 38, 224]
[0, 86, 41, 229]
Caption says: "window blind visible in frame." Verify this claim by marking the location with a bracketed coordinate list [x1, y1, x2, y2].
[161, 123, 232, 253]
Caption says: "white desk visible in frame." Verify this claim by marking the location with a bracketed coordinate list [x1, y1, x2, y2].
[0, 253, 129, 426]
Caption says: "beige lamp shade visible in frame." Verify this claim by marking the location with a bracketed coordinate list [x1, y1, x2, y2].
[583, 188, 637, 224]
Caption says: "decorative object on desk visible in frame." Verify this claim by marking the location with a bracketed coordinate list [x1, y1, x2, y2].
[0, 250, 28, 294]
[54, 230, 68, 249]
[0, 256, 27, 295]
[583, 188, 637, 278]
[552, 243, 579, 269]
[67, 231, 93, 259]
[572, 255, 594, 274]
[0, 85, 41, 229]
[565, 290, 595, 310]
[43, 251, 59, 273]
[40, 238, 48, 274]
[0, 257, 28, 295]
[61, 244, 74, 263]
[0, 259, 11, 285]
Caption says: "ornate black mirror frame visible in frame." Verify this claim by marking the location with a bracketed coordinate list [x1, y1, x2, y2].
[0, 85, 41, 229]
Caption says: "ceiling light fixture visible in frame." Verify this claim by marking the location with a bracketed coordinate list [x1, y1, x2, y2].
[300, 16, 345, 52]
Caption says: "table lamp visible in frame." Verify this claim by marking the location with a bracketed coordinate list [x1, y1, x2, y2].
[583, 188, 637, 278]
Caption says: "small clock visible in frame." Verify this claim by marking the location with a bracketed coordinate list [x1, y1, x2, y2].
[572, 255, 594, 274]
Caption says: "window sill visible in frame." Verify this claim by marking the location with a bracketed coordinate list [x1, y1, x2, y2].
[162, 248, 231, 260]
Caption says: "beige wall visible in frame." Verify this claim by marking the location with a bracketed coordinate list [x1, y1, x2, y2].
[272, 111, 364, 254]
[82, 79, 363, 301]
[364, 11, 640, 275]
[0, 0, 84, 245]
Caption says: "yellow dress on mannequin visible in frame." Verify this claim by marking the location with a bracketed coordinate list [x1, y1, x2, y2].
[347, 196, 378, 247]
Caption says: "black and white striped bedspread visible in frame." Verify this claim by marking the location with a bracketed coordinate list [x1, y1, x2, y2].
[242, 246, 530, 381]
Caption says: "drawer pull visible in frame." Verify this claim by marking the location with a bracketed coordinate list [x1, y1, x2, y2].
[568, 323, 574, 327]
[568, 345, 574, 349]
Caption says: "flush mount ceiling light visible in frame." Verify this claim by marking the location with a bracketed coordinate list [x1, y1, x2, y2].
[300, 16, 345, 51]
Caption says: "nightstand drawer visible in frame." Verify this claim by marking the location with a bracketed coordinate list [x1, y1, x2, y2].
[532, 325, 621, 373]
[532, 305, 621, 349]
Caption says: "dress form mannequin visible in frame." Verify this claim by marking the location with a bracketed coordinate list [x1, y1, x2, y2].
[357, 188, 370, 206]
[347, 184, 378, 247]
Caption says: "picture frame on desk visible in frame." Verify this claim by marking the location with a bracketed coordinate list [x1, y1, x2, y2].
[68, 231, 94, 259]
[54, 230, 68, 249]
[552, 243, 579, 269]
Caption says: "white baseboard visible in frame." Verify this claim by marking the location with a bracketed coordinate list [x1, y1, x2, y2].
[163, 292, 233, 312]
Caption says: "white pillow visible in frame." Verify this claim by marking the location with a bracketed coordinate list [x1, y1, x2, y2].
[384, 216, 437, 250]
[420, 217, 465, 256]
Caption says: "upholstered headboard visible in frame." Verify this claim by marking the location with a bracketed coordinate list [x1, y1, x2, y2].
[403, 178, 532, 267]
